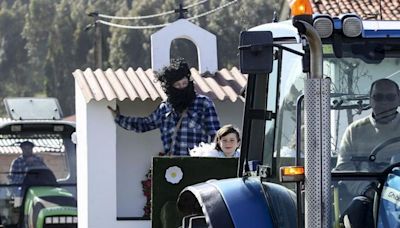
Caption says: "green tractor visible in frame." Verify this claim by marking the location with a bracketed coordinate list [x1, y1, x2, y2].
[0, 98, 77, 228]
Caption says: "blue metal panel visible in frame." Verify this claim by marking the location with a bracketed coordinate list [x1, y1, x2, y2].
[363, 30, 400, 38]
[332, 17, 343, 30]
[377, 167, 400, 228]
[209, 177, 274, 228]
[362, 21, 400, 38]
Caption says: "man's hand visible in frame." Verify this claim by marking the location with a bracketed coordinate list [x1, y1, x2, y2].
[107, 105, 120, 119]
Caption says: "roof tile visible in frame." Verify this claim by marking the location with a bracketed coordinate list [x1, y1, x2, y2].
[311, 0, 400, 20]
[73, 68, 247, 103]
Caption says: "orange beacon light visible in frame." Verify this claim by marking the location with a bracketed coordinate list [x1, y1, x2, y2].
[290, 0, 313, 17]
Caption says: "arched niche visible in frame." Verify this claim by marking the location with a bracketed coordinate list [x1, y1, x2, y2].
[151, 19, 218, 73]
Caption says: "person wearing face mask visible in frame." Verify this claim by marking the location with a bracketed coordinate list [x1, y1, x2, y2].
[336, 78, 400, 172]
[8, 141, 47, 184]
[108, 58, 220, 156]
[335, 79, 400, 228]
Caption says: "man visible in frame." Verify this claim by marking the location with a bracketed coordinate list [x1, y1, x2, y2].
[335, 79, 400, 228]
[336, 78, 400, 171]
[108, 58, 220, 156]
[9, 141, 47, 184]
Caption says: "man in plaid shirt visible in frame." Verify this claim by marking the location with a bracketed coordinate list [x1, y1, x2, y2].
[8, 141, 47, 184]
[109, 59, 220, 156]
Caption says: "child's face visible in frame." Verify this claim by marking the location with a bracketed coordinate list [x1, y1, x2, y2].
[218, 133, 240, 157]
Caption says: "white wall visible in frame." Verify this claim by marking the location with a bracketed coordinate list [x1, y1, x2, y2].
[116, 100, 162, 217]
[76, 84, 151, 227]
[151, 19, 218, 73]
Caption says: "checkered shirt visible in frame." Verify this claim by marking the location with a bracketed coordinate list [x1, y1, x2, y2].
[115, 95, 220, 156]
[8, 155, 47, 184]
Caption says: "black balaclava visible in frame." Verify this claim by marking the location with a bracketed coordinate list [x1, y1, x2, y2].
[157, 58, 196, 113]
[167, 81, 196, 113]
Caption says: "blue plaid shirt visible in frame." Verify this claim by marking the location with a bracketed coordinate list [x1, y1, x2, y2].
[115, 95, 220, 156]
[9, 155, 47, 184]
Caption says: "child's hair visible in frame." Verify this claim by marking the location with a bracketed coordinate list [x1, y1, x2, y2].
[214, 124, 241, 151]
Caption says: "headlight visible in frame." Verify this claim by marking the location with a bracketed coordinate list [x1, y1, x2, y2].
[45, 216, 78, 224]
[313, 16, 333, 38]
[342, 16, 362, 37]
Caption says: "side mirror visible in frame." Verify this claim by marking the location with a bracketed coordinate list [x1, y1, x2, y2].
[239, 31, 273, 74]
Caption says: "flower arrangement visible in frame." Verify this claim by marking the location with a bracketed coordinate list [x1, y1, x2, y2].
[141, 169, 152, 219]
[141, 152, 165, 219]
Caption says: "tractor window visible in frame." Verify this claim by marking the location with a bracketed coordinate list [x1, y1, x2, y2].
[268, 43, 305, 172]
[328, 57, 400, 173]
[0, 133, 75, 226]
[0, 134, 70, 184]
[269, 49, 400, 177]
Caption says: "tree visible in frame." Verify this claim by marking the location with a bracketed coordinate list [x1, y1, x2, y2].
[0, 0, 281, 115]
[0, 1, 36, 108]
[108, 0, 163, 69]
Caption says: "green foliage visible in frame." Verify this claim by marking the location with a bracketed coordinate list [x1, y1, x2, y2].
[0, 0, 278, 116]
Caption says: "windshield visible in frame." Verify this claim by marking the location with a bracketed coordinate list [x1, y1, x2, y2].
[0, 132, 76, 226]
[271, 49, 400, 174]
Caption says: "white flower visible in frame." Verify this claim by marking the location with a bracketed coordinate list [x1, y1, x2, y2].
[189, 142, 217, 157]
[165, 166, 183, 184]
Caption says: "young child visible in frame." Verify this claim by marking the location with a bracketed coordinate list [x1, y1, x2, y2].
[190, 124, 241, 158]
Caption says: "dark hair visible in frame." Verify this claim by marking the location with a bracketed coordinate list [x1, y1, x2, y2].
[156, 58, 191, 90]
[20, 141, 34, 148]
[369, 78, 400, 96]
[214, 124, 241, 151]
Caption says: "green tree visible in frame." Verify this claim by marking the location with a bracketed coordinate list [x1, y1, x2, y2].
[44, 0, 77, 115]
[108, 0, 163, 69]
[0, 2, 35, 99]
[0, 0, 281, 116]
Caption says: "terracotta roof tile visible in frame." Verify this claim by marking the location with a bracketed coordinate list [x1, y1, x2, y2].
[312, 0, 400, 20]
[73, 68, 247, 103]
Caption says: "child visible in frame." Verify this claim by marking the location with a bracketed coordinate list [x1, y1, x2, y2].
[190, 124, 241, 158]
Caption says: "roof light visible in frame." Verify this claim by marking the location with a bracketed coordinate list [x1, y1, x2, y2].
[11, 125, 21, 132]
[290, 0, 313, 17]
[313, 16, 333, 38]
[53, 125, 64, 132]
[280, 166, 305, 182]
[342, 16, 362, 37]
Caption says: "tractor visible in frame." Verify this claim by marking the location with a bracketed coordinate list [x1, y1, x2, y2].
[176, 0, 400, 227]
[0, 98, 77, 228]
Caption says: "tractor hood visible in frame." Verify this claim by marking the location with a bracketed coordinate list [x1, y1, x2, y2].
[24, 187, 77, 227]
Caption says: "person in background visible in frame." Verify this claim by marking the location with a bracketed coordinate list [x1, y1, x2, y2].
[336, 78, 400, 172]
[334, 79, 400, 228]
[108, 58, 220, 156]
[8, 141, 47, 184]
[190, 124, 241, 158]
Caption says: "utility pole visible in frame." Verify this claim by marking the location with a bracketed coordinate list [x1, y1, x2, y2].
[94, 14, 103, 69]
[87, 12, 103, 69]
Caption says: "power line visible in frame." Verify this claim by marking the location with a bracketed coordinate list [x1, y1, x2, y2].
[96, 20, 170, 29]
[94, 0, 238, 30]
[98, 10, 174, 20]
[97, 0, 208, 20]
[187, 0, 237, 21]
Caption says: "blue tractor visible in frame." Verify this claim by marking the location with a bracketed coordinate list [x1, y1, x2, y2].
[176, 0, 400, 227]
